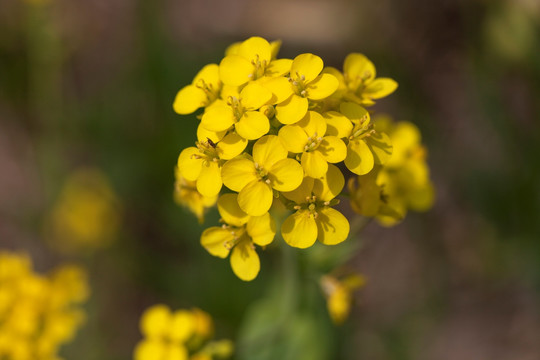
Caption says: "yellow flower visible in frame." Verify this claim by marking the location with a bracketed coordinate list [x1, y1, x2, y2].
[281, 165, 349, 248]
[278, 111, 347, 178]
[135, 305, 233, 360]
[176, 132, 247, 197]
[339, 102, 393, 175]
[46, 168, 121, 252]
[0, 252, 88, 360]
[321, 273, 366, 325]
[349, 118, 435, 226]
[200, 82, 273, 140]
[221, 135, 304, 216]
[325, 53, 397, 107]
[219, 36, 292, 87]
[200, 193, 276, 281]
[273, 53, 339, 125]
[174, 167, 217, 223]
[173, 64, 222, 115]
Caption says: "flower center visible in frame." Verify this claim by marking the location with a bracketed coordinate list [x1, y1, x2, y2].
[195, 79, 220, 103]
[254, 162, 272, 185]
[192, 140, 220, 162]
[227, 96, 245, 120]
[289, 72, 308, 97]
[247, 54, 268, 80]
[304, 132, 323, 152]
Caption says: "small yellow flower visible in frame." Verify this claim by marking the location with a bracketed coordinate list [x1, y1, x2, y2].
[222, 135, 304, 216]
[219, 36, 292, 87]
[281, 165, 349, 248]
[321, 273, 366, 325]
[47, 168, 121, 252]
[173, 64, 222, 115]
[174, 167, 217, 223]
[273, 53, 339, 125]
[339, 102, 393, 175]
[200, 82, 272, 140]
[0, 252, 88, 359]
[278, 111, 347, 178]
[325, 53, 397, 107]
[200, 193, 276, 281]
[177, 133, 247, 197]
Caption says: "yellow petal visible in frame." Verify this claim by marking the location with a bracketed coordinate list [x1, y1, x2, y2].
[196, 124, 226, 144]
[194, 63, 221, 87]
[364, 131, 393, 165]
[173, 85, 207, 115]
[343, 53, 376, 83]
[196, 161, 222, 197]
[316, 207, 349, 245]
[278, 125, 308, 153]
[220, 84, 241, 100]
[252, 135, 287, 169]
[164, 344, 188, 360]
[216, 132, 248, 160]
[235, 111, 269, 140]
[306, 73, 339, 100]
[240, 82, 272, 110]
[281, 176, 314, 204]
[140, 304, 171, 338]
[169, 310, 194, 342]
[265, 58, 292, 77]
[222, 158, 257, 192]
[134, 340, 166, 360]
[219, 55, 254, 86]
[313, 164, 345, 201]
[301, 151, 328, 179]
[281, 210, 317, 249]
[201, 105, 236, 132]
[259, 76, 294, 104]
[345, 139, 375, 175]
[217, 193, 249, 227]
[270, 40, 282, 59]
[322, 66, 347, 92]
[268, 158, 304, 192]
[291, 53, 323, 83]
[363, 78, 398, 99]
[246, 212, 276, 246]
[200, 227, 233, 258]
[323, 111, 353, 138]
[339, 102, 370, 126]
[275, 94, 309, 125]
[230, 238, 260, 281]
[225, 42, 241, 56]
[318, 136, 347, 163]
[238, 36, 271, 64]
[297, 111, 327, 138]
[238, 180, 273, 216]
[177, 148, 202, 181]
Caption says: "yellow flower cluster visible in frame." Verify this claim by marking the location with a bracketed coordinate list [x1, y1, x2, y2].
[134, 305, 233, 360]
[0, 251, 88, 360]
[320, 273, 366, 325]
[173, 36, 398, 281]
[46, 168, 121, 252]
[349, 116, 435, 226]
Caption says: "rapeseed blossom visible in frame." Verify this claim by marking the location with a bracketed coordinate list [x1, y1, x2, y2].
[46, 168, 121, 252]
[349, 117, 435, 225]
[172, 36, 431, 280]
[134, 305, 233, 360]
[0, 251, 88, 360]
[320, 273, 366, 325]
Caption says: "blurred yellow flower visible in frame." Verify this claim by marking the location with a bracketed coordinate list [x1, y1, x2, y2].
[349, 117, 435, 225]
[174, 166, 217, 223]
[134, 305, 233, 360]
[0, 251, 88, 360]
[321, 273, 366, 325]
[46, 167, 121, 252]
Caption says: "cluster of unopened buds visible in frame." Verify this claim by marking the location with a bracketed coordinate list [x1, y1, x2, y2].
[173, 36, 434, 281]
